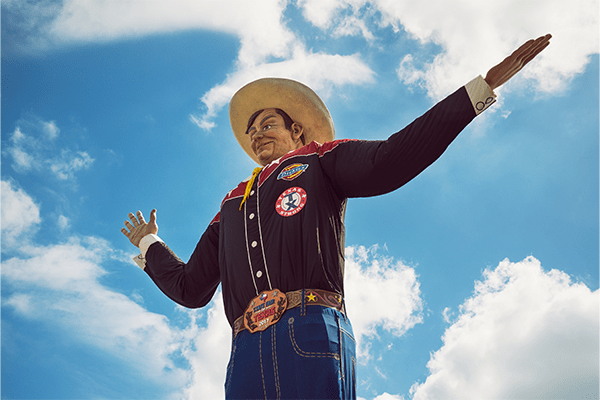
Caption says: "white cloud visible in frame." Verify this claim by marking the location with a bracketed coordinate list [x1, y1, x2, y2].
[298, 0, 374, 41]
[6, 0, 295, 65]
[49, 149, 94, 180]
[6, 127, 41, 171]
[0, 179, 231, 398]
[5, 1, 376, 130]
[180, 293, 232, 400]
[190, 45, 376, 131]
[345, 245, 423, 361]
[57, 214, 70, 230]
[298, 0, 599, 100]
[410, 256, 599, 400]
[2, 235, 194, 396]
[333, 15, 375, 40]
[1, 180, 191, 395]
[372, 393, 405, 400]
[297, 0, 349, 29]
[194, 0, 597, 129]
[11, 0, 595, 134]
[380, 0, 598, 99]
[5, 0, 597, 130]
[3, 115, 94, 180]
[42, 120, 60, 139]
[1, 180, 41, 250]
[441, 307, 453, 323]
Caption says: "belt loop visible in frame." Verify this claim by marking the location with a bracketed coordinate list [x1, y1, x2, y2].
[301, 289, 306, 316]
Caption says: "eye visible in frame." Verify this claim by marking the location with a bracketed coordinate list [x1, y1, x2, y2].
[262, 124, 273, 131]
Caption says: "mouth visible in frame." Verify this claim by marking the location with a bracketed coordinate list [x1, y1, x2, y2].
[255, 141, 273, 153]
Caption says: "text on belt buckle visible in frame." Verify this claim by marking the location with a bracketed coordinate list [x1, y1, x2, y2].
[243, 289, 288, 334]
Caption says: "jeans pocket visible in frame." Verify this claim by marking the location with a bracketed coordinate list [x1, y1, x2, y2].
[287, 316, 340, 360]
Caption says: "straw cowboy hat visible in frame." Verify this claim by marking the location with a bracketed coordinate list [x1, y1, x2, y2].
[229, 78, 335, 164]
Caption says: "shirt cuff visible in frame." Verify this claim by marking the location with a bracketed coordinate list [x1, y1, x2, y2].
[132, 234, 163, 270]
[465, 75, 496, 116]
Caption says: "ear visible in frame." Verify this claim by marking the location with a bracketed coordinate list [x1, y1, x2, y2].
[291, 122, 304, 142]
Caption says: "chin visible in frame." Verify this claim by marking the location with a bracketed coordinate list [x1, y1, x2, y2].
[257, 152, 274, 165]
[257, 156, 270, 166]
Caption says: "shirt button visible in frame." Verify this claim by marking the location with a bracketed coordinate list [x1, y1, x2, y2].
[250, 190, 255, 196]
[249, 213, 255, 220]
[251, 241, 258, 248]
[256, 271, 263, 278]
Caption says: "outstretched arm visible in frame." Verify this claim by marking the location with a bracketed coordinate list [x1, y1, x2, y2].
[121, 208, 221, 309]
[484, 34, 552, 91]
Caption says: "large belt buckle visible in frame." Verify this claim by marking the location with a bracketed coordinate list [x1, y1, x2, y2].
[243, 289, 288, 333]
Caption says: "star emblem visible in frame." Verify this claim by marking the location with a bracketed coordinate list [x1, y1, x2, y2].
[307, 292, 317, 302]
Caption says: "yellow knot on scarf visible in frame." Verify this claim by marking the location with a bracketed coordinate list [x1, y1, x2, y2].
[239, 167, 263, 210]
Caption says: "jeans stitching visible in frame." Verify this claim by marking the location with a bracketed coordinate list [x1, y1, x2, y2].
[225, 339, 237, 394]
[352, 356, 357, 392]
[340, 327, 356, 343]
[271, 326, 281, 399]
[259, 331, 267, 400]
[338, 314, 345, 382]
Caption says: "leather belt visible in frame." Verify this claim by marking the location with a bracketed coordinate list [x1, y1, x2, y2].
[233, 289, 344, 337]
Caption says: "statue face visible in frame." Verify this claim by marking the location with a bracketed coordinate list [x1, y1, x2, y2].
[247, 108, 304, 166]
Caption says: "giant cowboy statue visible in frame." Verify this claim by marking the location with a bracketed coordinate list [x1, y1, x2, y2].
[121, 34, 551, 399]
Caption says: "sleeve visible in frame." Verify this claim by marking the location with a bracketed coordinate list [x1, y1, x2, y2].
[143, 218, 221, 309]
[320, 82, 481, 198]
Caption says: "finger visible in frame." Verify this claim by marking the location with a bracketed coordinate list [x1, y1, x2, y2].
[124, 220, 135, 230]
[509, 39, 536, 62]
[511, 34, 550, 62]
[521, 39, 551, 66]
[128, 212, 140, 227]
[524, 35, 551, 58]
[121, 227, 130, 237]
[517, 35, 552, 64]
[149, 209, 157, 224]
[137, 210, 146, 224]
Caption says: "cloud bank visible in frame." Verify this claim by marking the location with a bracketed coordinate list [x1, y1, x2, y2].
[345, 245, 423, 361]
[1, 185, 186, 390]
[5, 0, 597, 129]
[411, 256, 598, 400]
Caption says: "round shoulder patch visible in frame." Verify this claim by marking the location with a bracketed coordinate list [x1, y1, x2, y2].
[275, 187, 307, 217]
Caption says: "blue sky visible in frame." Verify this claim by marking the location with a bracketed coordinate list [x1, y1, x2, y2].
[1, 1, 598, 399]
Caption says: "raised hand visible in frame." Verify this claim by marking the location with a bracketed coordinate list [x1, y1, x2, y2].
[484, 34, 552, 91]
[121, 209, 158, 247]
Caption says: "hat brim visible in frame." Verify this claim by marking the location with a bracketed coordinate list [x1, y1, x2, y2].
[229, 78, 335, 165]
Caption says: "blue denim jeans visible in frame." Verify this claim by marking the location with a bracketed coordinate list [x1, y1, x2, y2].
[225, 306, 356, 399]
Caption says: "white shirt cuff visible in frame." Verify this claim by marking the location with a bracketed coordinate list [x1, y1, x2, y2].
[132, 234, 163, 270]
[465, 75, 496, 115]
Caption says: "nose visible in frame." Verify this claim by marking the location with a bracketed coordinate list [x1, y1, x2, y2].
[250, 130, 263, 143]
